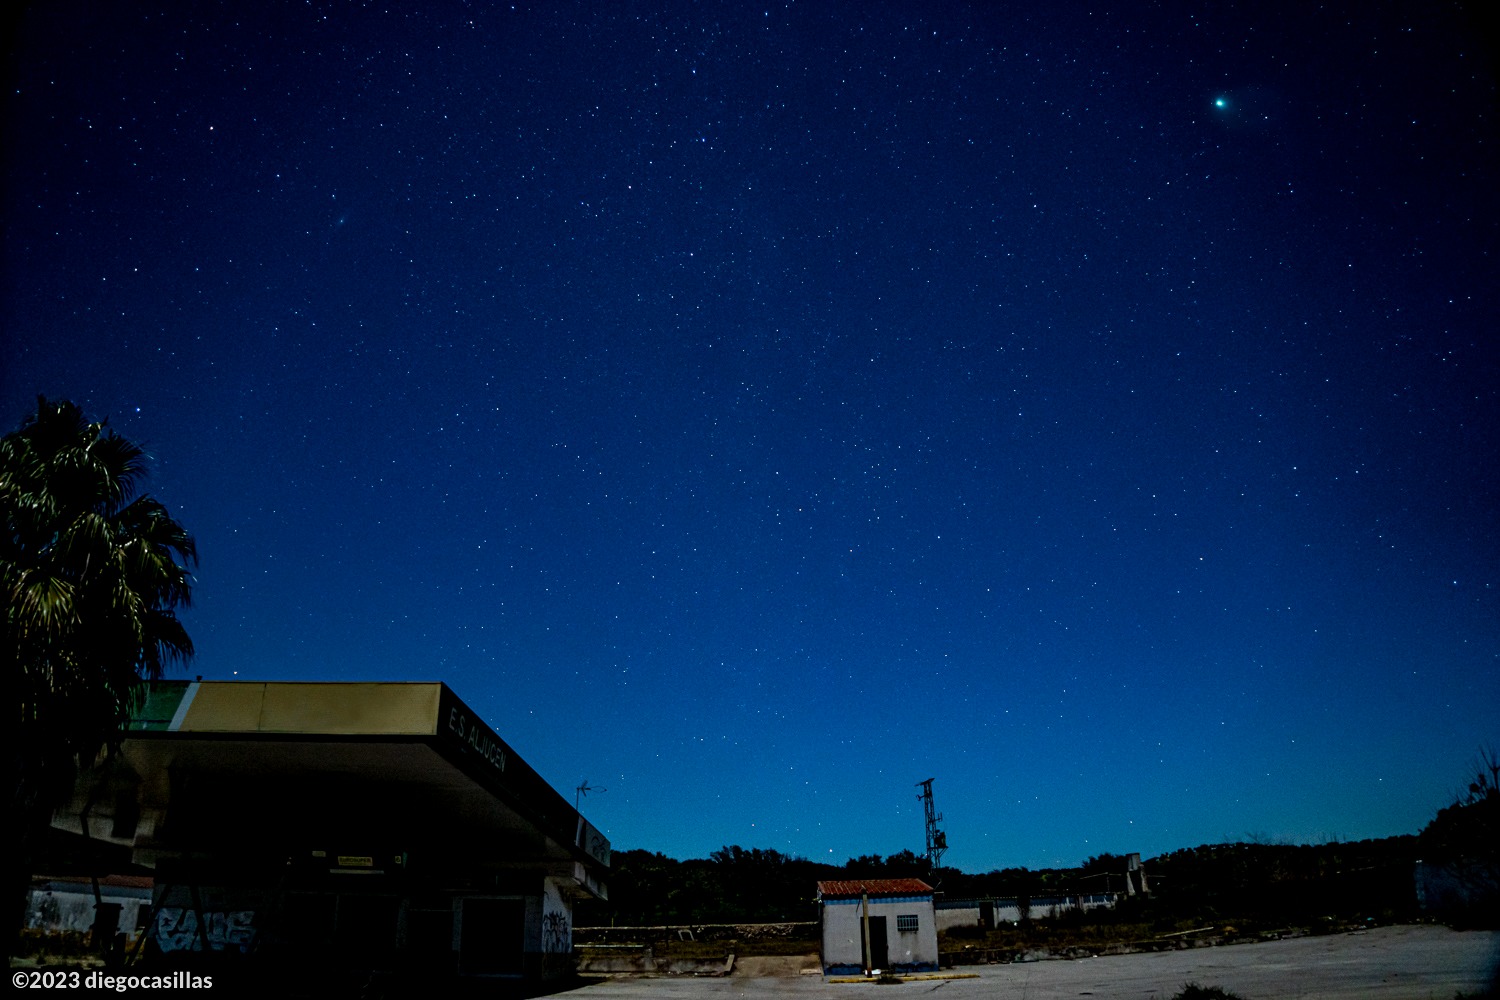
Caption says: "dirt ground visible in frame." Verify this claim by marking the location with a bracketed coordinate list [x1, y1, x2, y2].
[729, 955, 822, 978]
[567, 924, 1499, 999]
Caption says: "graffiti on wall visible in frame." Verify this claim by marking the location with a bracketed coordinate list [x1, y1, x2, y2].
[541, 909, 572, 977]
[542, 911, 569, 953]
[153, 908, 256, 953]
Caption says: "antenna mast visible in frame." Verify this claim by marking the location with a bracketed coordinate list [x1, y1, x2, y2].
[574, 779, 606, 849]
[916, 778, 947, 872]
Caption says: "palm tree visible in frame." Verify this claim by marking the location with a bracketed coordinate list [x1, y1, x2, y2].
[3, 396, 196, 950]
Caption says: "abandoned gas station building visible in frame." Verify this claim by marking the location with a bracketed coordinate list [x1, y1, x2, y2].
[817, 878, 939, 976]
[43, 680, 610, 982]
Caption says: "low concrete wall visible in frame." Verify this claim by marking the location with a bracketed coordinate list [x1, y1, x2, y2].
[575, 921, 816, 944]
[937, 894, 1121, 931]
[574, 944, 736, 976]
[574, 922, 817, 977]
[937, 902, 1025, 930]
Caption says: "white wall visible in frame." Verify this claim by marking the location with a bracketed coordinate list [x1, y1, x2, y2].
[539, 877, 574, 978]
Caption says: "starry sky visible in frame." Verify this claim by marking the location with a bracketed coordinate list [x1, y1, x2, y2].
[4, 1, 1497, 871]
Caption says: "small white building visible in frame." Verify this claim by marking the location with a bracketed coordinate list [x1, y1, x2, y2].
[817, 878, 939, 976]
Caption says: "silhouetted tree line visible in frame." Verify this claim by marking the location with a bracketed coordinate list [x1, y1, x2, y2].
[1135, 837, 1421, 925]
[577, 838, 1429, 928]
[578, 753, 1498, 929]
[1415, 746, 1500, 927]
[576, 847, 947, 925]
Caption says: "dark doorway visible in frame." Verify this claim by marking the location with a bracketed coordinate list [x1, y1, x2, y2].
[405, 905, 453, 964]
[335, 894, 399, 967]
[459, 897, 525, 975]
[864, 915, 888, 970]
[90, 902, 122, 953]
[979, 900, 995, 930]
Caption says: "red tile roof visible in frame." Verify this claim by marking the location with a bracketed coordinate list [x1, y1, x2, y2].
[817, 878, 933, 898]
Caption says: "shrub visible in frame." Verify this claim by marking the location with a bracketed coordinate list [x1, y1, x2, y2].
[1172, 985, 1247, 1000]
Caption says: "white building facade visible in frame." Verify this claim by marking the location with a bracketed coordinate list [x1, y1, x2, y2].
[817, 879, 939, 976]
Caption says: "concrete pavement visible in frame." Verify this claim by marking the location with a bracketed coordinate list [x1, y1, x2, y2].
[559, 924, 1499, 999]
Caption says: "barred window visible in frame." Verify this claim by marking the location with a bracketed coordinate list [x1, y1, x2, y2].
[896, 914, 919, 933]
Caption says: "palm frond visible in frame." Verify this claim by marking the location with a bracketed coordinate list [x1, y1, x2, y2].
[10, 568, 79, 637]
[6, 396, 197, 756]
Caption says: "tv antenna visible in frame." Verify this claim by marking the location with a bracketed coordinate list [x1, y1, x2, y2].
[575, 779, 606, 814]
[916, 778, 947, 871]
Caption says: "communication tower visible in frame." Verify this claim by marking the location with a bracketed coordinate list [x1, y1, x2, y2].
[916, 778, 947, 872]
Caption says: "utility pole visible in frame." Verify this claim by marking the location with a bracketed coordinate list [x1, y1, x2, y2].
[861, 892, 872, 976]
[916, 778, 947, 873]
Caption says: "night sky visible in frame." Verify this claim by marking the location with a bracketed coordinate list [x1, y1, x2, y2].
[4, 1, 1497, 871]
